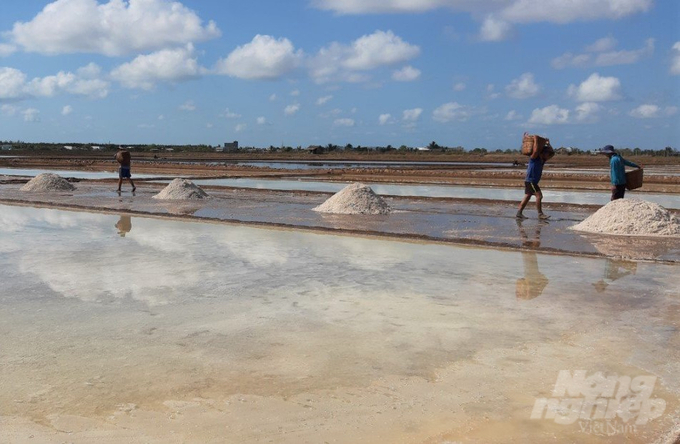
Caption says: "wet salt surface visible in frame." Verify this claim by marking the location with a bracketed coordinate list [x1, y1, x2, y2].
[170, 177, 680, 209]
[0, 167, 174, 179]
[1, 204, 679, 443]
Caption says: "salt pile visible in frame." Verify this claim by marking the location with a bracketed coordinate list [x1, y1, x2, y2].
[20, 173, 75, 192]
[153, 179, 209, 200]
[313, 182, 391, 215]
[571, 199, 680, 236]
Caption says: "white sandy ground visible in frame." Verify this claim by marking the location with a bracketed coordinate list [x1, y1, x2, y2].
[1, 206, 679, 443]
[19, 173, 75, 192]
[153, 178, 209, 200]
[572, 199, 680, 237]
[313, 182, 391, 214]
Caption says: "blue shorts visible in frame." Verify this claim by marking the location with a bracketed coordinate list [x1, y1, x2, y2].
[119, 166, 131, 178]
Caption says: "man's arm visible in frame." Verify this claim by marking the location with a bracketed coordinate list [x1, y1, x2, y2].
[530, 135, 540, 159]
[623, 158, 640, 169]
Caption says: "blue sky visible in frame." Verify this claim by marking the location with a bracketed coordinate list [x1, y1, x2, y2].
[0, 0, 678, 150]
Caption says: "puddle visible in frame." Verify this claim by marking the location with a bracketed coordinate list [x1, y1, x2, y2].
[0, 167, 174, 179]
[171, 177, 680, 209]
[1, 204, 679, 443]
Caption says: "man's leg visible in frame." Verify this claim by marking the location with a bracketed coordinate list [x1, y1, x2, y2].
[129, 178, 136, 192]
[117, 178, 122, 192]
[517, 194, 531, 218]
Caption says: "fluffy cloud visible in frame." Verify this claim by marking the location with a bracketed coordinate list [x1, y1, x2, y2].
[0, 44, 16, 57]
[0, 65, 109, 100]
[284, 103, 300, 116]
[256, 116, 266, 125]
[505, 73, 540, 99]
[629, 104, 677, 119]
[392, 65, 421, 82]
[453, 82, 466, 91]
[309, 30, 419, 83]
[22, 108, 40, 122]
[672, 42, 680, 75]
[179, 100, 196, 111]
[378, 113, 392, 125]
[402, 108, 422, 121]
[235, 123, 247, 132]
[222, 108, 241, 119]
[61, 105, 73, 116]
[568, 73, 622, 102]
[553, 37, 654, 69]
[8, 0, 220, 56]
[333, 118, 355, 127]
[504, 110, 521, 121]
[312, 0, 651, 41]
[528, 105, 570, 125]
[1, 104, 18, 116]
[432, 102, 475, 122]
[215, 35, 302, 80]
[316, 95, 333, 105]
[575, 102, 602, 122]
[111, 44, 203, 90]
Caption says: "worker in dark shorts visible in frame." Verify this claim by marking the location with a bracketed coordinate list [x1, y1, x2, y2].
[115, 147, 136, 192]
[599, 145, 640, 200]
[517, 135, 550, 220]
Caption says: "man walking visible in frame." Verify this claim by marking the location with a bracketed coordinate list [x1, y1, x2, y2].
[115, 147, 136, 192]
[517, 135, 550, 220]
[599, 145, 640, 200]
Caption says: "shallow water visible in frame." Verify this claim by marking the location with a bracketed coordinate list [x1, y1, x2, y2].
[0, 167, 172, 179]
[182, 177, 680, 208]
[1, 204, 678, 443]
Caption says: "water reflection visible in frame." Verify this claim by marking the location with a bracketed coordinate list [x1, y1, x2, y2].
[592, 259, 638, 293]
[115, 215, 132, 237]
[515, 220, 549, 300]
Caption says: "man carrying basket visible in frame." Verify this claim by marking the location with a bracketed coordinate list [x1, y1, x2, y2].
[599, 145, 641, 201]
[115, 147, 136, 193]
[517, 134, 552, 220]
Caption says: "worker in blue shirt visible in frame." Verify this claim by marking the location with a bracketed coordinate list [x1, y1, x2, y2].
[599, 145, 641, 200]
[517, 135, 550, 220]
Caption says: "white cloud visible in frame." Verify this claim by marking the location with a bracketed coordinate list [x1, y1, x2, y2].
[595, 38, 654, 66]
[235, 123, 247, 132]
[504, 110, 521, 121]
[486, 84, 500, 99]
[585, 36, 617, 52]
[284, 103, 300, 116]
[392, 65, 421, 81]
[8, 0, 220, 56]
[453, 82, 466, 91]
[179, 100, 196, 111]
[0, 67, 27, 99]
[479, 16, 513, 42]
[551, 53, 591, 69]
[222, 108, 241, 119]
[309, 30, 419, 83]
[157, 114, 164, 120]
[568, 73, 622, 102]
[316, 95, 333, 105]
[111, 44, 202, 90]
[629, 104, 660, 118]
[505, 72, 540, 99]
[402, 108, 422, 121]
[575, 102, 602, 122]
[665, 106, 678, 116]
[290, 89, 300, 96]
[22, 108, 40, 122]
[269, 93, 277, 101]
[432, 102, 473, 122]
[333, 118, 355, 127]
[500, 0, 652, 24]
[256, 116, 266, 125]
[378, 113, 392, 125]
[1, 104, 18, 116]
[0, 43, 16, 57]
[61, 105, 73, 116]
[528, 105, 570, 125]
[215, 35, 302, 80]
[671, 42, 680, 75]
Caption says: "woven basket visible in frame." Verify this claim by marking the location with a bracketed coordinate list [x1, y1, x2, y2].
[625, 168, 643, 190]
[521, 133, 548, 156]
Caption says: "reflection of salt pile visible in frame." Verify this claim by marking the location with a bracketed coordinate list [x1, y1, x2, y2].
[571, 199, 680, 236]
[153, 179, 209, 200]
[313, 182, 391, 215]
[20, 173, 75, 192]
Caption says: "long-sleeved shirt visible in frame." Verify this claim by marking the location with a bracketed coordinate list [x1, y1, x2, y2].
[525, 157, 544, 184]
[610, 154, 639, 185]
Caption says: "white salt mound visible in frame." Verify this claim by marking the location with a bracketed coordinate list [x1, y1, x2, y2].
[571, 199, 680, 237]
[20, 173, 75, 192]
[313, 182, 391, 215]
[153, 179, 209, 200]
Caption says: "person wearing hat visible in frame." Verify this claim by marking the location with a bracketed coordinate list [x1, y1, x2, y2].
[599, 145, 640, 200]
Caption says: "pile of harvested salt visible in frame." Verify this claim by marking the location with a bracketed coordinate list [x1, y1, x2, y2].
[571, 199, 680, 236]
[20, 173, 75, 192]
[153, 179, 209, 200]
[313, 182, 391, 215]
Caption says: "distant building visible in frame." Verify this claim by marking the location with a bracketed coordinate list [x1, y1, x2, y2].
[63, 145, 73, 150]
[91, 145, 102, 150]
[224, 141, 239, 152]
[307, 145, 323, 154]
[1, 144, 12, 151]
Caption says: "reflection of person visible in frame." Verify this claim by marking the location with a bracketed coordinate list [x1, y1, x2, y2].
[115, 215, 132, 237]
[115, 147, 136, 193]
[599, 145, 640, 201]
[515, 220, 549, 300]
[592, 259, 637, 293]
[517, 135, 550, 220]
